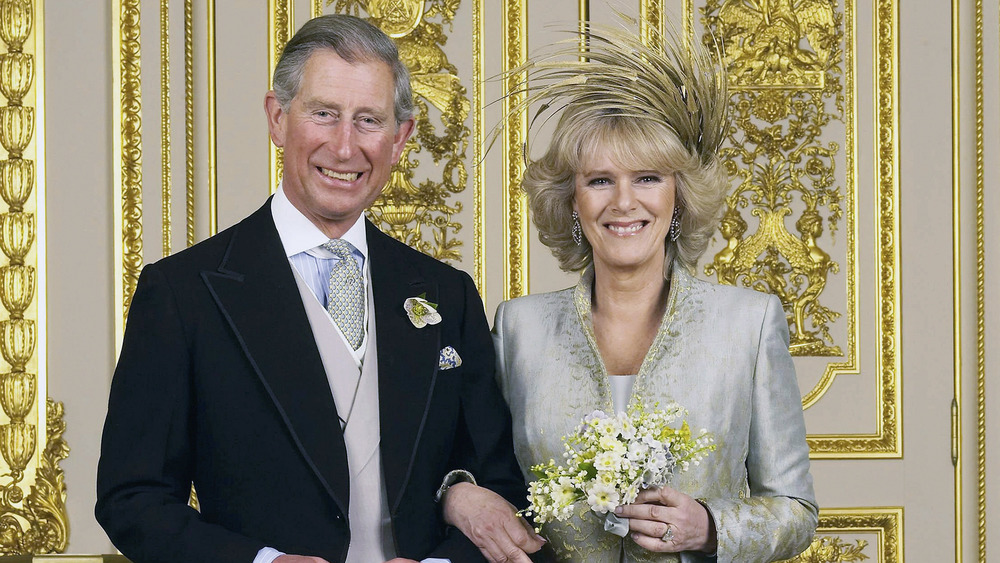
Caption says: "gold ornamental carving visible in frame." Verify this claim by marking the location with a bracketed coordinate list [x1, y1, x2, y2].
[702, 0, 844, 357]
[329, 0, 471, 263]
[783, 508, 902, 563]
[0, 0, 69, 553]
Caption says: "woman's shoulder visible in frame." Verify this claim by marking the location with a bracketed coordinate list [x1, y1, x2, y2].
[677, 268, 778, 317]
[494, 286, 576, 328]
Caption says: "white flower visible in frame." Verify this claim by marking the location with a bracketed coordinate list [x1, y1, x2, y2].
[403, 296, 441, 328]
[587, 482, 620, 514]
[598, 434, 627, 455]
[627, 440, 650, 462]
[551, 477, 577, 507]
[594, 450, 622, 472]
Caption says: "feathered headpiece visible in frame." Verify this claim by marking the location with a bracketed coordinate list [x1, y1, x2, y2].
[492, 17, 729, 165]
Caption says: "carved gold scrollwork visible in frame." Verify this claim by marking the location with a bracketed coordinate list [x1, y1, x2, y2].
[0, 0, 68, 553]
[329, 0, 471, 263]
[702, 0, 844, 357]
[782, 508, 902, 563]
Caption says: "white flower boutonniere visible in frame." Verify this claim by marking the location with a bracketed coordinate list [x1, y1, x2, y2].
[404, 294, 441, 328]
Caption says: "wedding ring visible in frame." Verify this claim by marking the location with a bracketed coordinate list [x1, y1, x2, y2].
[661, 524, 675, 542]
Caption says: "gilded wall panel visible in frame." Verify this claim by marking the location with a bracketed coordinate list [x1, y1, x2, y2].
[305, 0, 494, 294]
[653, 0, 900, 457]
[783, 508, 903, 563]
[0, 0, 68, 554]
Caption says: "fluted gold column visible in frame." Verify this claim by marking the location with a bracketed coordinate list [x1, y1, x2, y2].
[0, 0, 67, 553]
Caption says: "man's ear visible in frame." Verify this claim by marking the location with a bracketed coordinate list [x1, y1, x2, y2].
[390, 118, 416, 162]
[264, 91, 286, 148]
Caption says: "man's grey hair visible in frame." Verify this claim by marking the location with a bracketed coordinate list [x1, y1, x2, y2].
[272, 14, 415, 124]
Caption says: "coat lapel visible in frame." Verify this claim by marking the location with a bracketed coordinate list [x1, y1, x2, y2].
[367, 221, 441, 513]
[201, 201, 350, 516]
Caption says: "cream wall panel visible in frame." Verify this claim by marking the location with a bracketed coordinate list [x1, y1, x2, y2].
[44, 0, 115, 555]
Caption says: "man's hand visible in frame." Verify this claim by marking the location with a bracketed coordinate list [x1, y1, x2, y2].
[274, 556, 330, 563]
[442, 482, 545, 562]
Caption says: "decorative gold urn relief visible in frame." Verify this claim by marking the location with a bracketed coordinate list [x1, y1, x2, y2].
[783, 508, 902, 563]
[0, 0, 68, 554]
[702, 0, 846, 357]
[306, 0, 473, 263]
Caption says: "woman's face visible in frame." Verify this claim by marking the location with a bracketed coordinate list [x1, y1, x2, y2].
[573, 146, 676, 276]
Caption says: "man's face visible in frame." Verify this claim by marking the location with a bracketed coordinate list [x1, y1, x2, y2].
[265, 49, 414, 238]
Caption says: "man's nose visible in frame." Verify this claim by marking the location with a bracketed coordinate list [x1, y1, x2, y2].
[328, 120, 357, 160]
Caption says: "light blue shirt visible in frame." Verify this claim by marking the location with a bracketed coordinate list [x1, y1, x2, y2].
[271, 185, 370, 366]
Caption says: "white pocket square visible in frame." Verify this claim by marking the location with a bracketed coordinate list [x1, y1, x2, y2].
[438, 346, 462, 370]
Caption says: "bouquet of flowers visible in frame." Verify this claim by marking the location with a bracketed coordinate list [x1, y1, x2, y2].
[522, 400, 715, 534]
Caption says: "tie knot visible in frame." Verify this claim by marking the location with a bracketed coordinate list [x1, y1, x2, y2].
[323, 239, 355, 260]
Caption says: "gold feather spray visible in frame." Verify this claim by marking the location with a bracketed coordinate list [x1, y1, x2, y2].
[488, 16, 730, 165]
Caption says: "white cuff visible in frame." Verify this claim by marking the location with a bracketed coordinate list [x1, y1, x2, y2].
[253, 546, 285, 563]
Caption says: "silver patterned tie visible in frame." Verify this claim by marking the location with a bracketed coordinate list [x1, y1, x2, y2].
[322, 239, 365, 350]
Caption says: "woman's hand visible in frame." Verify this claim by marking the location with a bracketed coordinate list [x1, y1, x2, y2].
[613, 485, 717, 554]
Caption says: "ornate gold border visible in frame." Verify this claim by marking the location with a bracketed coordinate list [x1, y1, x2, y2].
[0, 1, 69, 553]
[114, 0, 144, 355]
[207, 0, 218, 235]
[639, 0, 663, 45]
[951, 0, 964, 557]
[502, 0, 528, 300]
[974, 0, 987, 558]
[185, 0, 195, 246]
[786, 508, 903, 563]
[813, 0, 899, 458]
[474, 0, 485, 293]
[160, 0, 171, 256]
[268, 0, 294, 196]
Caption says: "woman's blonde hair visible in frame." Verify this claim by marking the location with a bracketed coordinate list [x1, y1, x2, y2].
[523, 106, 729, 273]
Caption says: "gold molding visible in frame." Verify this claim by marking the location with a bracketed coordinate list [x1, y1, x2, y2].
[160, 0, 171, 256]
[184, 0, 195, 246]
[114, 0, 144, 356]
[267, 0, 294, 196]
[0, 1, 68, 552]
[785, 508, 903, 563]
[502, 0, 528, 300]
[802, 0, 900, 458]
[974, 0, 986, 559]
[638, 0, 663, 45]
[951, 0, 963, 559]
[474, 0, 485, 293]
[207, 0, 218, 235]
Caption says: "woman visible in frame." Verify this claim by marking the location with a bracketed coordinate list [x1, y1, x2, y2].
[492, 23, 818, 562]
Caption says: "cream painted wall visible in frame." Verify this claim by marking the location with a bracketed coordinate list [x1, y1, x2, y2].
[45, 1, 117, 555]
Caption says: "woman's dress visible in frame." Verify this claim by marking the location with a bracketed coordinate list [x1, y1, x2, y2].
[492, 265, 817, 562]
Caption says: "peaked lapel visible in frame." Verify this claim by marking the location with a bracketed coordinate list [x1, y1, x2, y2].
[200, 201, 350, 516]
[367, 221, 441, 514]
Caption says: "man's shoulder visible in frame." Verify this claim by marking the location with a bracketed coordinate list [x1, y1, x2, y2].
[149, 201, 273, 274]
[366, 220, 468, 281]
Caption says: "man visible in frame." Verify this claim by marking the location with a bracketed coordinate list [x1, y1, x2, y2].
[96, 15, 542, 563]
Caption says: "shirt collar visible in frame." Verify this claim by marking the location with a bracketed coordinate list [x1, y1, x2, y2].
[270, 183, 369, 261]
